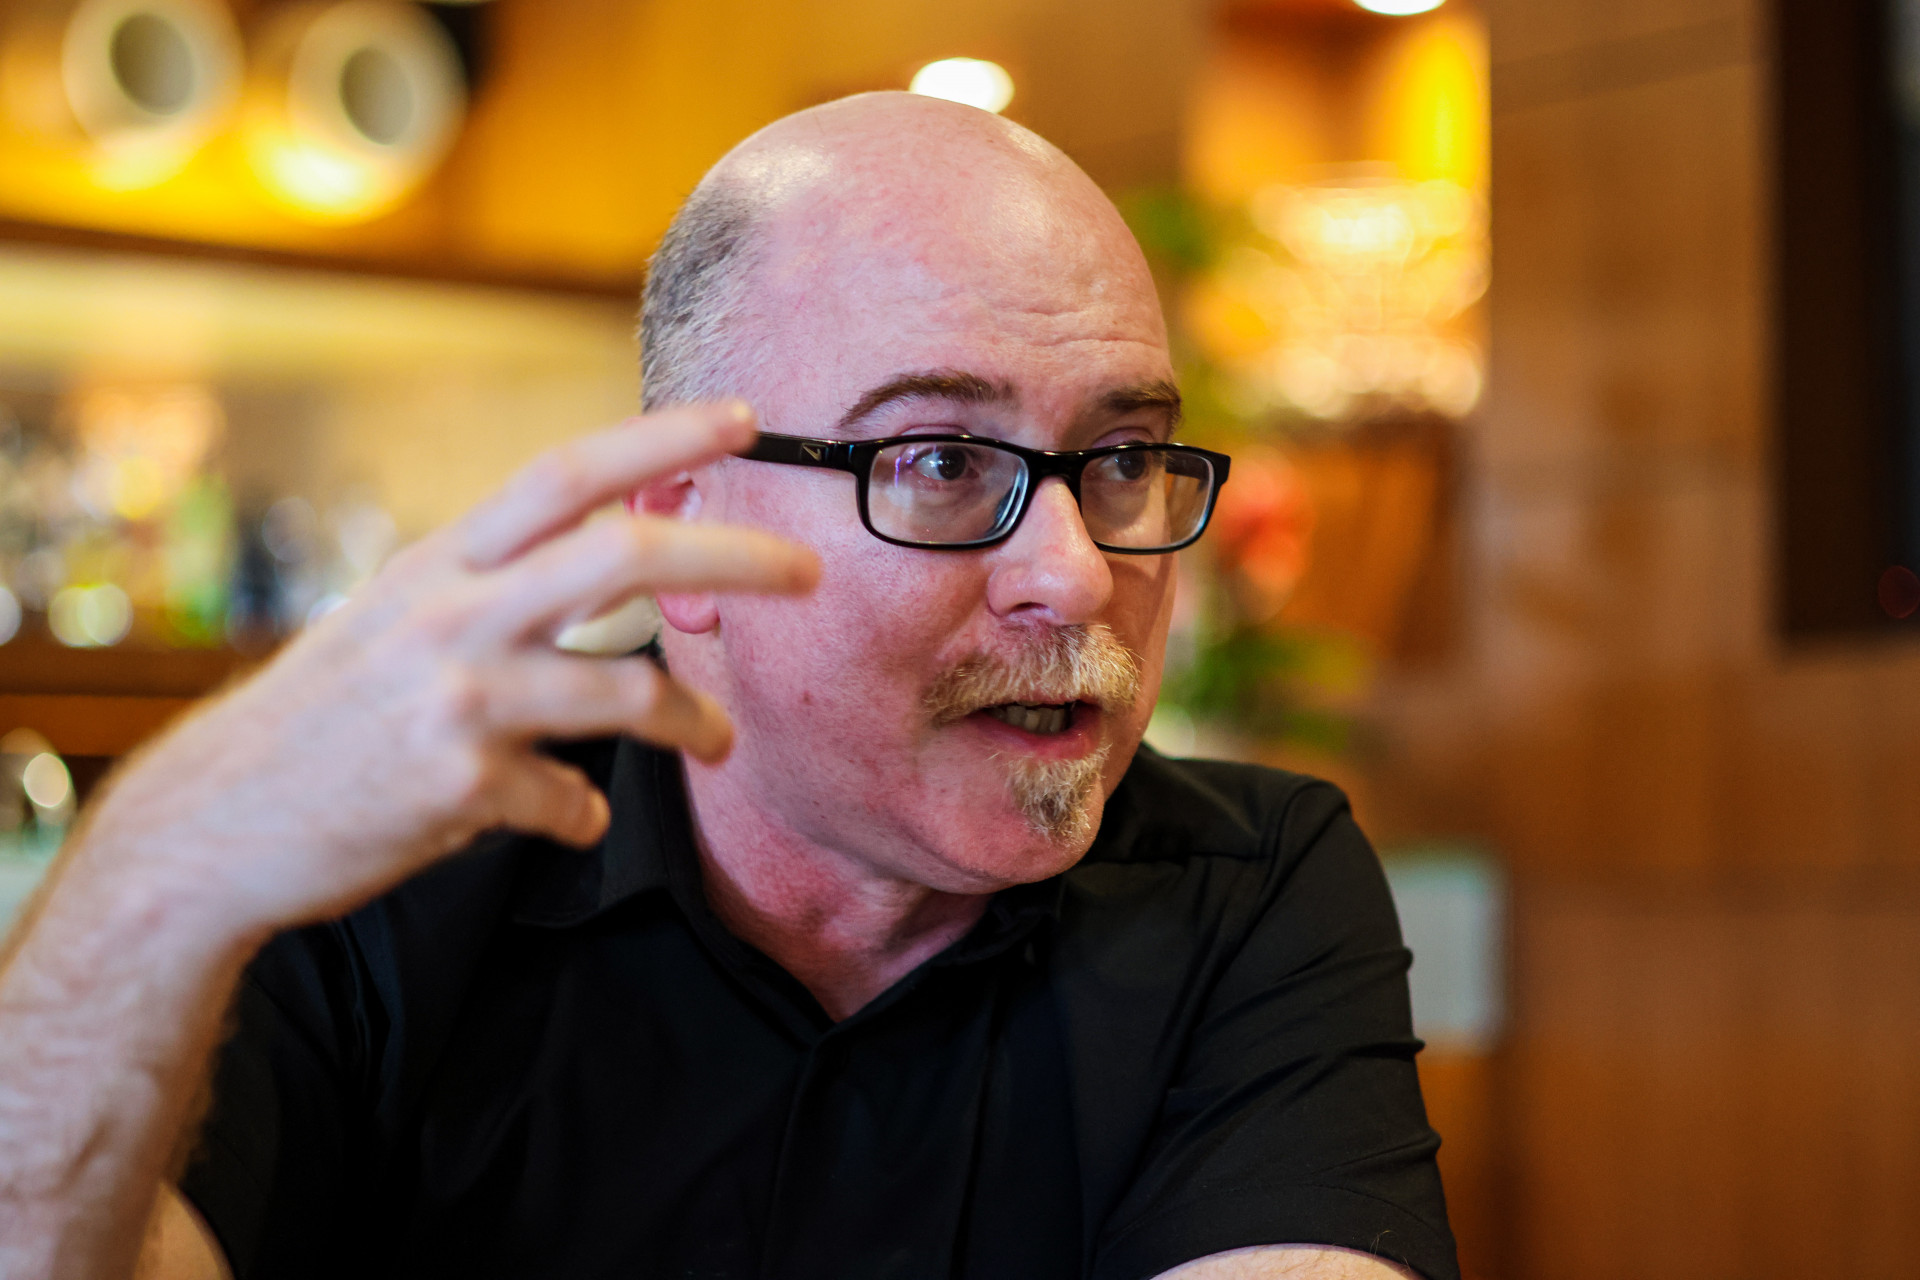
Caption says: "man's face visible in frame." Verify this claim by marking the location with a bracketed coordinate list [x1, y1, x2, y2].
[667, 163, 1178, 893]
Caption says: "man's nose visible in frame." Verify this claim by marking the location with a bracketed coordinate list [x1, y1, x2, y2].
[984, 477, 1113, 625]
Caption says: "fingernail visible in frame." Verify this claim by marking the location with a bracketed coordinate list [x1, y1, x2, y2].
[722, 399, 756, 426]
[576, 790, 611, 845]
[791, 549, 822, 591]
[700, 717, 735, 764]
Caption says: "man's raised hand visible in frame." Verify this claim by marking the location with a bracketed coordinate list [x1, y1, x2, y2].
[74, 401, 818, 934]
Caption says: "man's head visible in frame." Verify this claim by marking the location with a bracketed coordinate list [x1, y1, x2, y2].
[641, 92, 1180, 893]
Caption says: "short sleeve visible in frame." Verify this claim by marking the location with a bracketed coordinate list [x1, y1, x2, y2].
[1091, 783, 1459, 1280]
[177, 924, 369, 1280]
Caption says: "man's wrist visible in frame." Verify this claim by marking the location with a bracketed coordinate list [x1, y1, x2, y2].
[24, 827, 277, 989]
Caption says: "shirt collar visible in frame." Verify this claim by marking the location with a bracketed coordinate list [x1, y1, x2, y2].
[511, 737, 1065, 952]
[510, 736, 676, 927]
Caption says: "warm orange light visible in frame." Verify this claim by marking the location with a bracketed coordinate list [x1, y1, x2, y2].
[71, 381, 224, 520]
[1366, 14, 1488, 191]
[0, 0, 242, 189]
[242, 0, 465, 222]
[247, 130, 383, 216]
[1191, 177, 1487, 422]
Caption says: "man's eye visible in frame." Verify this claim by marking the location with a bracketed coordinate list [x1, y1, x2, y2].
[912, 447, 973, 482]
[1105, 450, 1156, 482]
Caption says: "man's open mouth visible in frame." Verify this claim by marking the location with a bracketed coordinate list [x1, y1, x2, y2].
[981, 702, 1077, 735]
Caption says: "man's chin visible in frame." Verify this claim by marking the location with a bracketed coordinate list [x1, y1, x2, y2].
[932, 828, 1093, 892]
[888, 724, 1123, 890]
[1004, 746, 1111, 846]
[916, 765, 1108, 891]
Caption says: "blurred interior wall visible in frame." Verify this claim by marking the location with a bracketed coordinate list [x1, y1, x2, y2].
[466, 0, 1208, 267]
[0, 0, 1205, 281]
[1359, 0, 1920, 1275]
[1187, 6, 1487, 201]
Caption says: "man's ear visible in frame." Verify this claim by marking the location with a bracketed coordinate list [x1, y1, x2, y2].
[656, 589, 720, 635]
[633, 470, 699, 519]
[634, 472, 721, 635]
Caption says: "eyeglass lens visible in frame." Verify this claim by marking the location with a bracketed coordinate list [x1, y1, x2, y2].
[865, 440, 1214, 549]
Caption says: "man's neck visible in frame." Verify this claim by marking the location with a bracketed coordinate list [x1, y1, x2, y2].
[684, 775, 992, 1022]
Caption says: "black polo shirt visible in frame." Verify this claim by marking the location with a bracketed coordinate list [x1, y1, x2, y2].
[180, 737, 1457, 1280]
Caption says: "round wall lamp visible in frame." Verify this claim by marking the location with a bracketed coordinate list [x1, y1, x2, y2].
[242, 0, 466, 222]
[1, 0, 242, 187]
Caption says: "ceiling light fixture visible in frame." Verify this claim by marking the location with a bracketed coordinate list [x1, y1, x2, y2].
[909, 58, 1014, 114]
[1, 0, 242, 187]
[242, 0, 466, 222]
[1353, 0, 1446, 14]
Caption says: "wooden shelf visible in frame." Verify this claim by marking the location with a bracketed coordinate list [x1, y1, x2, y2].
[0, 217, 640, 303]
[0, 638, 260, 760]
[0, 636, 254, 698]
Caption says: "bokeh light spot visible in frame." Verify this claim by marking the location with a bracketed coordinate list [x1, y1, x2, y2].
[22, 754, 72, 812]
[0, 589, 23, 647]
[910, 58, 1015, 114]
[49, 584, 133, 648]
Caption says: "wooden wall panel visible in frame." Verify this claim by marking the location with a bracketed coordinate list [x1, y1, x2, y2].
[1510, 882, 1920, 1280]
[1354, 0, 1920, 1274]
[1418, 1052, 1503, 1280]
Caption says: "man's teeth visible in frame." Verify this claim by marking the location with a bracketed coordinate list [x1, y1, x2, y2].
[985, 703, 1073, 735]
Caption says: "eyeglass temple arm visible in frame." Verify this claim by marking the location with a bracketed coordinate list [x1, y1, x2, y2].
[740, 433, 859, 471]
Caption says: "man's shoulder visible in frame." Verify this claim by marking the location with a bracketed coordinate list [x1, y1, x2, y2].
[239, 828, 532, 1080]
[1084, 745, 1354, 870]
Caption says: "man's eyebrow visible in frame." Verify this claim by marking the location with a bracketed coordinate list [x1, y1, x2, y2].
[1098, 379, 1184, 428]
[836, 371, 1016, 431]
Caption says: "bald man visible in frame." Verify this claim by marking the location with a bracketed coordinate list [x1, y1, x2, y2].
[0, 96, 1457, 1280]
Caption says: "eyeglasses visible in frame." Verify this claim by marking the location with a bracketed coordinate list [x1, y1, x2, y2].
[741, 432, 1232, 554]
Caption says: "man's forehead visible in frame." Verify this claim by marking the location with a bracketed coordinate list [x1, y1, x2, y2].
[756, 184, 1105, 307]
[749, 174, 1166, 348]
[737, 214, 1170, 433]
[703, 97, 1171, 428]
[832, 369, 1183, 437]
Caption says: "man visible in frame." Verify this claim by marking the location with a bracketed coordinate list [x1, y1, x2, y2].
[0, 94, 1456, 1280]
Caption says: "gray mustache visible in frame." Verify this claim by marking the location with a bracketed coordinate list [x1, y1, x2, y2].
[922, 625, 1142, 727]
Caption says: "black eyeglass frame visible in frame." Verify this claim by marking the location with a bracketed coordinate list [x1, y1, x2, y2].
[742, 431, 1233, 554]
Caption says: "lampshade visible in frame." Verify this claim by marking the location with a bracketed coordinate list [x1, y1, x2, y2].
[1, 0, 242, 187]
[241, 0, 466, 222]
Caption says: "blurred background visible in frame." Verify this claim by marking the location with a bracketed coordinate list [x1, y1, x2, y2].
[0, 0, 1915, 1275]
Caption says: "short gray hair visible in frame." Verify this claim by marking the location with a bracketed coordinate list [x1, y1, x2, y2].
[639, 180, 763, 411]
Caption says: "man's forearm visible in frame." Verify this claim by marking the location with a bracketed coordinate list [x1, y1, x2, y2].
[0, 404, 809, 1279]
[0, 833, 263, 1280]
[1156, 1245, 1417, 1279]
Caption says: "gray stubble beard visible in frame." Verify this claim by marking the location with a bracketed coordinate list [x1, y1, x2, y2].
[921, 624, 1142, 847]
[1006, 748, 1113, 845]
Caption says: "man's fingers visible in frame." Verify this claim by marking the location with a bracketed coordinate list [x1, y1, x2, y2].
[480, 654, 734, 762]
[485, 752, 612, 848]
[458, 402, 758, 569]
[478, 515, 818, 645]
